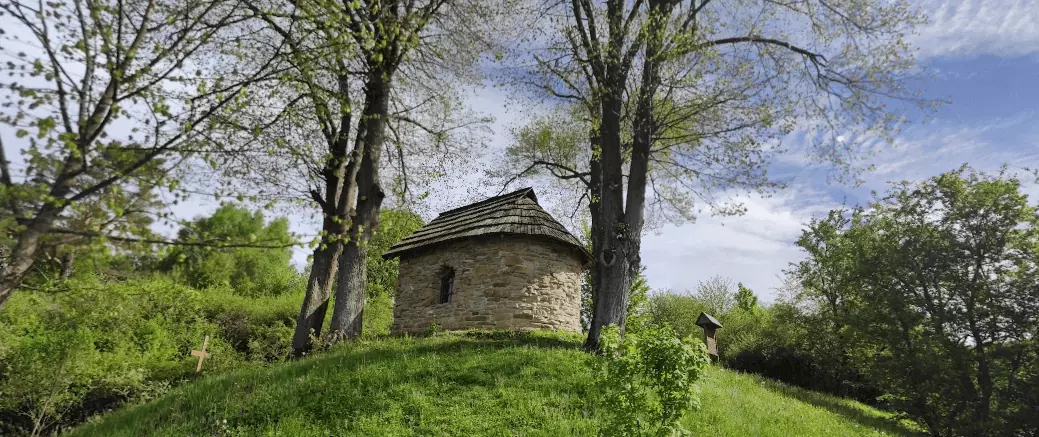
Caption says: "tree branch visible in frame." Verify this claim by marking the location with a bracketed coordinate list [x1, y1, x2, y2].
[0, 135, 21, 217]
[47, 227, 300, 249]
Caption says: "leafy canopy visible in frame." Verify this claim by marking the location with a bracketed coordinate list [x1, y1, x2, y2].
[160, 204, 298, 296]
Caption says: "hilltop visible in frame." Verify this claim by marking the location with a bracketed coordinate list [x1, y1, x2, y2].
[71, 332, 919, 437]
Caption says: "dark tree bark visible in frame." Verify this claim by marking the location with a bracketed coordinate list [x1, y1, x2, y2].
[290, 237, 342, 353]
[0, 203, 66, 309]
[289, 73, 358, 355]
[582, 0, 669, 350]
[327, 73, 390, 342]
[59, 252, 76, 279]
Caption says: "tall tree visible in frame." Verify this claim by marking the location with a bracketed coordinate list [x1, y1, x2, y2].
[0, 0, 281, 308]
[240, 0, 500, 352]
[501, 0, 932, 349]
[793, 167, 1039, 436]
[734, 282, 758, 312]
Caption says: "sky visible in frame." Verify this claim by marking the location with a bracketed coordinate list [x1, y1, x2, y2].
[437, 0, 1039, 302]
[9, 0, 1033, 303]
[203, 0, 1039, 302]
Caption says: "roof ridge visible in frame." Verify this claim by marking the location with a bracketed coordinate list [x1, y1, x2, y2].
[400, 204, 555, 242]
[435, 187, 535, 218]
[383, 188, 591, 263]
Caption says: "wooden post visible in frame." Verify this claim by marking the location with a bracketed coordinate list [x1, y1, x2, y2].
[695, 312, 722, 362]
[190, 335, 211, 373]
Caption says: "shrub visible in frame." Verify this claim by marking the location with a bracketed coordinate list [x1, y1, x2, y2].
[0, 276, 307, 436]
[198, 285, 300, 362]
[0, 277, 238, 436]
[646, 291, 709, 340]
[596, 324, 710, 436]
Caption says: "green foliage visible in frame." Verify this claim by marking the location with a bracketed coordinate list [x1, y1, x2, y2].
[362, 209, 424, 336]
[645, 276, 738, 341]
[0, 0, 277, 309]
[68, 334, 918, 437]
[198, 286, 302, 363]
[735, 283, 758, 313]
[790, 167, 1039, 436]
[625, 268, 652, 334]
[159, 204, 298, 297]
[0, 278, 230, 436]
[597, 325, 710, 437]
[646, 291, 709, 340]
[0, 275, 304, 436]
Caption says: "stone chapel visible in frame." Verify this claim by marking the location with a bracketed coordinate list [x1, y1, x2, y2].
[383, 188, 591, 333]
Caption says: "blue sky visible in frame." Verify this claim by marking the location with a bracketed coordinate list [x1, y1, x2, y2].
[136, 0, 1039, 301]
[628, 0, 1039, 300]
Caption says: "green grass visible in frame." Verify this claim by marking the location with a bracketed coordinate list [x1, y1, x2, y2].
[71, 332, 919, 437]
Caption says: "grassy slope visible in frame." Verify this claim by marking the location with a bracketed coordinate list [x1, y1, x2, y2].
[71, 333, 919, 437]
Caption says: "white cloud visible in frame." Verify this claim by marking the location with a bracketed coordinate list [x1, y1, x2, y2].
[914, 0, 1039, 59]
[636, 109, 1039, 304]
[866, 112, 1037, 184]
[639, 186, 837, 303]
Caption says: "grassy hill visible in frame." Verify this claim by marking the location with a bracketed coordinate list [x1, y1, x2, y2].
[71, 332, 920, 437]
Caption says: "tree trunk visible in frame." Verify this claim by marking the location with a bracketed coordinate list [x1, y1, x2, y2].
[0, 203, 65, 309]
[584, 91, 630, 350]
[585, 241, 635, 349]
[327, 74, 390, 343]
[59, 252, 76, 279]
[290, 234, 343, 355]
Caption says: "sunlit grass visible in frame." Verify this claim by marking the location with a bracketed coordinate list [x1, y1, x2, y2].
[71, 332, 920, 437]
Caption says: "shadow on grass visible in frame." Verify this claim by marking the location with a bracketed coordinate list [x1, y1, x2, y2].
[753, 375, 922, 436]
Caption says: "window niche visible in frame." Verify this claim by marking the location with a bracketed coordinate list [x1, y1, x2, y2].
[438, 265, 455, 304]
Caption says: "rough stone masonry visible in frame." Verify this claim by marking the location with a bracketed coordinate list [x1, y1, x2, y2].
[392, 234, 584, 333]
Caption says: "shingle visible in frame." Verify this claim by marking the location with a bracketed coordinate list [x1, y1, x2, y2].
[382, 188, 592, 262]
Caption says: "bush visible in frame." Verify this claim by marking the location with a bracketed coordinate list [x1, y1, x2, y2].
[716, 303, 884, 406]
[0, 277, 241, 436]
[646, 291, 709, 339]
[198, 286, 301, 362]
[596, 324, 710, 436]
[725, 346, 882, 405]
[0, 276, 305, 436]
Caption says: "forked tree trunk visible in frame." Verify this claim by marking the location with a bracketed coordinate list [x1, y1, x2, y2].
[327, 74, 390, 343]
[581, 0, 663, 351]
[290, 234, 343, 354]
[290, 71, 358, 355]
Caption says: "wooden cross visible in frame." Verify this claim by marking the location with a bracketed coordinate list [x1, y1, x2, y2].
[190, 335, 211, 373]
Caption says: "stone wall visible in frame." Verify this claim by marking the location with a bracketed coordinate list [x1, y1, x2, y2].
[392, 234, 584, 333]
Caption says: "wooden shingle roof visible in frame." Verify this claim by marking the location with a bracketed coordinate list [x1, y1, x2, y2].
[382, 188, 591, 262]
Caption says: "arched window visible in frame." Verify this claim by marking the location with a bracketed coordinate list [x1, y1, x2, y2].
[438, 266, 455, 304]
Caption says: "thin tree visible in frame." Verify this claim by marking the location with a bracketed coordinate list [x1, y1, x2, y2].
[0, 0, 283, 308]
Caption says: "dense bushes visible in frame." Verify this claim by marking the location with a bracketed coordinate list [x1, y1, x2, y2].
[159, 204, 298, 297]
[0, 278, 230, 436]
[643, 280, 884, 406]
[0, 206, 419, 436]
